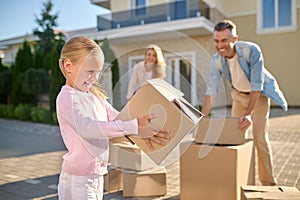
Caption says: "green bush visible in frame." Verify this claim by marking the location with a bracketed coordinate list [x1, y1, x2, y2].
[13, 104, 32, 121]
[30, 107, 40, 122]
[0, 103, 56, 124]
[30, 106, 52, 124]
[37, 107, 52, 124]
[0, 104, 15, 118]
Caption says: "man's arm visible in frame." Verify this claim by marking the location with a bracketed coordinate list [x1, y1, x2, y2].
[201, 95, 216, 116]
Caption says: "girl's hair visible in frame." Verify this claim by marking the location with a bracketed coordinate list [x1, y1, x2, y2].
[59, 36, 107, 98]
[145, 44, 166, 79]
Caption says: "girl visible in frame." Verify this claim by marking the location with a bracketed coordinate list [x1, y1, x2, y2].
[126, 44, 167, 100]
[56, 36, 169, 200]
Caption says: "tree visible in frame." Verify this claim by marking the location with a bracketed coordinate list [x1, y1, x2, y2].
[0, 58, 12, 103]
[33, 0, 58, 70]
[11, 40, 35, 105]
[49, 33, 65, 112]
[33, 0, 65, 111]
[100, 39, 122, 110]
[21, 68, 50, 96]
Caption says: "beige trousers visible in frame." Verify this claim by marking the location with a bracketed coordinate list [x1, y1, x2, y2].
[231, 90, 277, 186]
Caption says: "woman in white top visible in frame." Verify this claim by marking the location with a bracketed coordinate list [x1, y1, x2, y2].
[126, 44, 167, 100]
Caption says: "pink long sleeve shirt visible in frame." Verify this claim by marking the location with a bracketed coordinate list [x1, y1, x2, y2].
[56, 85, 138, 176]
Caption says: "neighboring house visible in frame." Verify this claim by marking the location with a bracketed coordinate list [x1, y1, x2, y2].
[0, 34, 36, 66]
[1, 0, 299, 109]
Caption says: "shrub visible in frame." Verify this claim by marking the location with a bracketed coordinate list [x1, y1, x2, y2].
[13, 104, 32, 121]
[0, 104, 15, 118]
[30, 107, 40, 122]
[37, 107, 52, 124]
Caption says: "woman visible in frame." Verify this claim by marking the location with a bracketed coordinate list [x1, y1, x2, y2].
[126, 44, 166, 100]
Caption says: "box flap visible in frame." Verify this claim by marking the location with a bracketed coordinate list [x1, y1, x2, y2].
[174, 98, 203, 124]
[242, 186, 299, 193]
[262, 192, 300, 199]
[147, 78, 184, 101]
[243, 192, 264, 199]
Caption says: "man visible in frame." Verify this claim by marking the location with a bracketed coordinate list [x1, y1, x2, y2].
[201, 20, 288, 186]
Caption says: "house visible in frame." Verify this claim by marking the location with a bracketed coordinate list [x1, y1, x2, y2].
[1, 0, 299, 110]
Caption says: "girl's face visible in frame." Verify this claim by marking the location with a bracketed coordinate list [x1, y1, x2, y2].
[145, 49, 157, 65]
[65, 54, 103, 92]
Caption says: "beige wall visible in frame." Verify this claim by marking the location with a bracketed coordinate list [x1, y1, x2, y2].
[110, 0, 130, 12]
[207, 0, 256, 16]
[148, 0, 168, 6]
[110, 0, 169, 12]
[228, 8, 300, 107]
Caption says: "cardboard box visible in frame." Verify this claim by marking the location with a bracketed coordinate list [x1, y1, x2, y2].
[109, 138, 158, 171]
[241, 185, 300, 200]
[113, 78, 203, 165]
[195, 117, 247, 145]
[180, 140, 255, 200]
[123, 167, 167, 197]
[104, 166, 123, 192]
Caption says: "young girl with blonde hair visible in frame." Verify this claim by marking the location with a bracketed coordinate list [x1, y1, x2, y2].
[56, 36, 169, 200]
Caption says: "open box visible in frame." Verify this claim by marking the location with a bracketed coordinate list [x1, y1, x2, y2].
[111, 78, 203, 165]
[180, 140, 255, 200]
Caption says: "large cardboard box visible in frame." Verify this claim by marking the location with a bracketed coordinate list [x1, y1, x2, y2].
[180, 140, 255, 200]
[113, 78, 203, 165]
[195, 117, 248, 145]
[241, 185, 300, 200]
[109, 138, 158, 171]
[103, 166, 123, 192]
[122, 167, 167, 197]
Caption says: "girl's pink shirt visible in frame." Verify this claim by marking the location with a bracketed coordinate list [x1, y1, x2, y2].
[56, 85, 138, 176]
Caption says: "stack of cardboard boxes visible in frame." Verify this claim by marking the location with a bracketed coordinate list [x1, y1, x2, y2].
[107, 79, 203, 198]
[180, 117, 255, 200]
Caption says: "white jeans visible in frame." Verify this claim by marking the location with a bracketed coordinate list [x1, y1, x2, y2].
[58, 171, 104, 200]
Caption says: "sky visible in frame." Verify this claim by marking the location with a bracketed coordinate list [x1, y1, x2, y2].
[0, 0, 110, 40]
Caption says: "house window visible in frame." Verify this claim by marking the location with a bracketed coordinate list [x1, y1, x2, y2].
[135, 0, 146, 16]
[257, 0, 297, 34]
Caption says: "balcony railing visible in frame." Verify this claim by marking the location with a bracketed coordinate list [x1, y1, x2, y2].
[97, 0, 210, 31]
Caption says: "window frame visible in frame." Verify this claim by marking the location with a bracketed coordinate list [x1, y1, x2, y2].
[256, 0, 297, 34]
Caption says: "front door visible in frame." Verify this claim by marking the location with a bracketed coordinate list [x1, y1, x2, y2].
[166, 56, 192, 103]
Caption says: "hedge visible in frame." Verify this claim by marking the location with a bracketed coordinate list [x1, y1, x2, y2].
[0, 104, 57, 125]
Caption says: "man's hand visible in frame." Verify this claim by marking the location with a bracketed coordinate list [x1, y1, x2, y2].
[239, 115, 252, 131]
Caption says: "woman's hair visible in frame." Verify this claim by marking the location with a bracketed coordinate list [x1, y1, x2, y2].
[59, 36, 107, 98]
[145, 44, 166, 79]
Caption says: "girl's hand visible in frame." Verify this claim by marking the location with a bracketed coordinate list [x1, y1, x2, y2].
[137, 114, 170, 150]
[142, 129, 170, 151]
